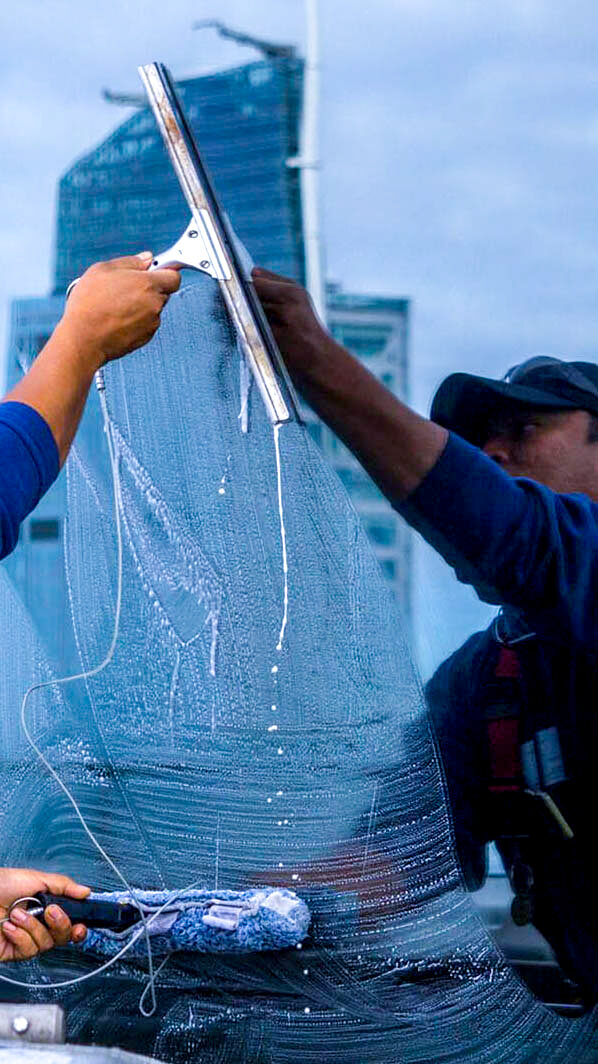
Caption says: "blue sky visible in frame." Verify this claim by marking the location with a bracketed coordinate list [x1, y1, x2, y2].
[2, 0, 598, 664]
[4, 0, 598, 405]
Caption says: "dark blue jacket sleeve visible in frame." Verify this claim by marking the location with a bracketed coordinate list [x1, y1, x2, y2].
[0, 401, 59, 560]
[425, 633, 491, 890]
[396, 432, 598, 646]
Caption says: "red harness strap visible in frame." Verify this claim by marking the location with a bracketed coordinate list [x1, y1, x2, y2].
[486, 646, 523, 795]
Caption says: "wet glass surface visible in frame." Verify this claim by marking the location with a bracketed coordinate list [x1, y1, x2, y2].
[1, 280, 597, 1061]
[3, 6, 598, 1061]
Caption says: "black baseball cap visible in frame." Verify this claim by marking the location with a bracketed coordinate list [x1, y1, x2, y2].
[430, 356, 598, 446]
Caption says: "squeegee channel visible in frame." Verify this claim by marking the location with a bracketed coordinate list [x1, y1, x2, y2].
[138, 62, 301, 425]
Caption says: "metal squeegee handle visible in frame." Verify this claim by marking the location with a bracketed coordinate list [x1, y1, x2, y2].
[138, 61, 301, 426]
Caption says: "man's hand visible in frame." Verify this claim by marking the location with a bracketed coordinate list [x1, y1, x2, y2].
[60, 253, 181, 371]
[3, 252, 181, 466]
[252, 265, 447, 501]
[252, 267, 338, 385]
[0, 869, 89, 963]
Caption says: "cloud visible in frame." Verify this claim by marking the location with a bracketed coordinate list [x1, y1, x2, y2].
[4, 0, 598, 668]
[3, 0, 598, 398]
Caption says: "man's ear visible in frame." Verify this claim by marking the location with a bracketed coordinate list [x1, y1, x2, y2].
[481, 438, 512, 467]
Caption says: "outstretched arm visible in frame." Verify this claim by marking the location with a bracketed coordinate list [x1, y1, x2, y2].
[253, 268, 598, 641]
[0, 254, 180, 560]
[252, 267, 448, 501]
[4, 253, 180, 466]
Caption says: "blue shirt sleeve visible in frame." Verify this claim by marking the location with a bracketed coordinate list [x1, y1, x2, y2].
[0, 401, 60, 560]
[396, 432, 598, 646]
[425, 632, 490, 890]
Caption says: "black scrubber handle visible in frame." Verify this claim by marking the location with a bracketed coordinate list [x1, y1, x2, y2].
[32, 892, 140, 931]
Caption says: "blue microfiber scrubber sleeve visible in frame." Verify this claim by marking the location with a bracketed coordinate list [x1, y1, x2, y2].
[78, 887, 311, 960]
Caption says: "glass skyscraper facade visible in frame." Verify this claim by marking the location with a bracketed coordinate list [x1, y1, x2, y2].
[53, 59, 305, 293]
[326, 285, 411, 612]
[3, 56, 411, 660]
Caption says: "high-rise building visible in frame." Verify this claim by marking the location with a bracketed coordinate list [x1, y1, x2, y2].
[53, 59, 305, 292]
[325, 283, 411, 611]
[3, 57, 411, 661]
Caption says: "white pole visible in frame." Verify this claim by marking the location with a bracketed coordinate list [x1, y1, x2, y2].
[297, 0, 326, 323]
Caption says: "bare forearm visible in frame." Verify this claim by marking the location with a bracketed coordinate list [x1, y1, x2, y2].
[2, 254, 180, 469]
[293, 336, 447, 500]
[4, 322, 98, 466]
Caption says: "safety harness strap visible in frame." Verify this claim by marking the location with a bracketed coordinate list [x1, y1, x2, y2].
[487, 646, 523, 795]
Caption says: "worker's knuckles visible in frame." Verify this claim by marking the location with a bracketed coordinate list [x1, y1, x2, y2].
[81, 262, 106, 280]
[50, 922, 74, 946]
[88, 255, 145, 273]
[45, 905, 71, 932]
[270, 286, 306, 310]
[8, 921, 51, 956]
[33, 924, 58, 952]
[13, 935, 38, 960]
[150, 269, 181, 294]
[264, 299, 308, 329]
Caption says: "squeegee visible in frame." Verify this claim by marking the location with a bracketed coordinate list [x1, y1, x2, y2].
[138, 62, 301, 426]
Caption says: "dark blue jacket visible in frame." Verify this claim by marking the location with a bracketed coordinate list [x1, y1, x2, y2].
[0, 402, 59, 559]
[398, 433, 598, 998]
[399, 432, 598, 648]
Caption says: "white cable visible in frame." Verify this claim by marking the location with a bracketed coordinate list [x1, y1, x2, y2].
[3, 373, 291, 1012]
[273, 424, 289, 652]
[1, 371, 163, 1012]
[0, 877, 202, 997]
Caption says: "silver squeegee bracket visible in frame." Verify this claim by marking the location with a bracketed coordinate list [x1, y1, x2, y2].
[138, 62, 301, 426]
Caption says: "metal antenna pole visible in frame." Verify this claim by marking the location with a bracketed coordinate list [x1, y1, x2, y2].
[288, 0, 326, 324]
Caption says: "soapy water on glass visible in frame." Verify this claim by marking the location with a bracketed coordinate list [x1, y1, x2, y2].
[0, 353, 293, 1014]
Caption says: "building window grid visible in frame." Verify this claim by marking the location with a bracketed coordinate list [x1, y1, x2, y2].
[7, 61, 410, 642]
[29, 518, 61, 542]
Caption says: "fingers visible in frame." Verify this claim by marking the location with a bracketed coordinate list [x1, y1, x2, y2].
[41, 872, 90, 900]
[252, 268, 308, 308]
[1, 903, 87, 961]
[1, 922, 39, 961]
[0, 869, 90, 961]
[150, 266, 182, 296]
[62, 253, 182, 365]
[77, 253, 180, 304]
[102, 252, 154, 271]
[95, 254, 180, 293]
[43, 905, 78, 947]
[70, 923, 87, 944]
[3, 906, 55, 956]
[252, 267, 296, 285]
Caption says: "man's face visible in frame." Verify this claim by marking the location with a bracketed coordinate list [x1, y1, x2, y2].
[481, 407, 598, 500]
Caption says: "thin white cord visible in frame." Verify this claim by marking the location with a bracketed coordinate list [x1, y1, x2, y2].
[0, 877, 202, 997]
[2, 377, 292, 1012]
[238, 350, 251, 434]
[1, 372, 163, 1012]
[273, 424, 288, 652]
[138, 953, 171, 1016]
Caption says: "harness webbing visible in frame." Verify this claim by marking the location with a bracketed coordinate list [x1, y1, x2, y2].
[487, 646, 523, 794]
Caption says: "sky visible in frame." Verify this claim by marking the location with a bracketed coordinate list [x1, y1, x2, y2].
[4, 0, 598, 399]
[3, 0, 598, 665]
